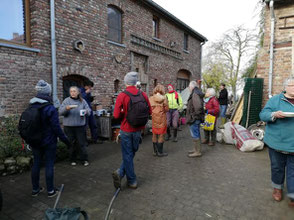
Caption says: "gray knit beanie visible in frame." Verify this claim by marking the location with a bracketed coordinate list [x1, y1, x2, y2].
[35, 80, 52, 95]
[124, 72, 138, 86]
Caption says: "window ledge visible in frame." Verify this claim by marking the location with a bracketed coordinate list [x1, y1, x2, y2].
[152, 37, 163, 43]
[0, 42, 40, 53]
[107, 40, 126, 48]
[183, 50, 190, 54]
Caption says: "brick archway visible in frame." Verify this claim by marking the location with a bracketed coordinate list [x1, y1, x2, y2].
[62, 74, 90, 99]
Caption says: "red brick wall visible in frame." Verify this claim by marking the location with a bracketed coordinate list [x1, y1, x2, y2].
[256, 1, 294, 106]
[0, 0, 203, 116]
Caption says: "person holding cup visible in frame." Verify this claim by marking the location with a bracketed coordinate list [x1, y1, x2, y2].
[59, 86, 91, 166]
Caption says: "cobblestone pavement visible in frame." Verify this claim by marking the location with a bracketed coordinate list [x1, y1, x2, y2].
[0, 126, 294, 220]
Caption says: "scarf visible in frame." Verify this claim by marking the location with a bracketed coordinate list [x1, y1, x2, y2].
[204, 96, 212, 103]
[168, 84, 178, 99]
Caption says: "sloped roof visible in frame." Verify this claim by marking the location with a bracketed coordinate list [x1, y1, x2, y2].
[141, 0, 208, 42]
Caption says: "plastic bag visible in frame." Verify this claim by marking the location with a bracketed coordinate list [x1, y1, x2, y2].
[202, 114, 216, 131]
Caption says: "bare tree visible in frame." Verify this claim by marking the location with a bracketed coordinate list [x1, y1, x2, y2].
[204, 26, 257, 100]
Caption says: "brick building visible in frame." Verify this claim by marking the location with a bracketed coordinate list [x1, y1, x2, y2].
[0, 0, 207, 116]
[257, 0, 294, 104]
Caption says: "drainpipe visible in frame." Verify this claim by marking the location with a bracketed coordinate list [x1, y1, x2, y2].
[200, 41, 206, 83]
[268, 0, 275, 98]
[50, 0, 60, 107]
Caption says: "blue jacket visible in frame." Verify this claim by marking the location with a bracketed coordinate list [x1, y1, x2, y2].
[30, 95, 68, 147]
[259, 93, 294, 152]
[80, 87, 92, 108]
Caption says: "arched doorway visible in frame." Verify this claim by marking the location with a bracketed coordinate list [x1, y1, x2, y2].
[62, 74, 90, 99]
[176, 69, 191, 92]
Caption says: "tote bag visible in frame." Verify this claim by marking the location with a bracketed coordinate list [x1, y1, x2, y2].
[203, 114, 216, 131]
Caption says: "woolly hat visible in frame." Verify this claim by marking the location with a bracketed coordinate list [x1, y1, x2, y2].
[35, 80, 52, 95]
[124, 72, 138, 86]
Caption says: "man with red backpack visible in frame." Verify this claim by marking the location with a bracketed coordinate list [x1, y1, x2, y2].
[112, 72, 151, 189]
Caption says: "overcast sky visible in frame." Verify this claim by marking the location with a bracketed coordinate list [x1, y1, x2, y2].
[152, 0, 261, 43]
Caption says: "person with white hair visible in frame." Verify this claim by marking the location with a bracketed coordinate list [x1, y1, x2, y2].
[202, 88, 220, 146]
[186, 80, 205, 157]
[259, 77, 294, 207]
[59, 86, 92, 167]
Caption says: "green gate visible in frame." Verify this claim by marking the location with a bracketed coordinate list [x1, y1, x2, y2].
[241, 78, 264, 128]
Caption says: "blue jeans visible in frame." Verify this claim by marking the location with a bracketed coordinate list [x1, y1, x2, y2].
[31, 145, 56, 193]
[268, 147, 294, 199]
[220, 105, 228, 118]
[118, 130, 141, 185]
[189, 120, 201, 140]
[220, 105, 227, 118]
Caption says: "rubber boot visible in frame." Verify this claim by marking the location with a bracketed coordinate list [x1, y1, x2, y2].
[157, 143, 168, 157]
[172, 129, 178, 142]
[153, 142, 158, 156]
[219, 117, 226, 129]
[188, 140, 202, 157]
[201, 131, 209, 144]
[165, 128, 171, 141]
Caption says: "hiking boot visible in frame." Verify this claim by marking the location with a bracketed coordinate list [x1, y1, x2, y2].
[188, 140, 202, 158]
[128, 182, 138, 189]
[48, 188, 59, 198]
[112, 170, 122, 189]
[272, 188, 282, 202]
[83, 161, 89, 166]
[32, 187, 44, 197]
[157, 143, 168, 157]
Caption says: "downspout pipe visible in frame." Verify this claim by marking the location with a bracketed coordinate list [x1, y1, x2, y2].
[200, 41, 206, 83]
[268, 0, 275, 98]
[50, 0, 60, 107]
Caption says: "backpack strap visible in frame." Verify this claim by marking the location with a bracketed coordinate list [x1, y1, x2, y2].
[80, 210, 89, 220]
[123, 90, 140, 97]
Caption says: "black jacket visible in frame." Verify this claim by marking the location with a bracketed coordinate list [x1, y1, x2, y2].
[218, 88, 228, 105]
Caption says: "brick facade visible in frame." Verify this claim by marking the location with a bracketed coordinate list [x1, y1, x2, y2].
[0, 0, 206, 116]
[257, 0, 294, 105]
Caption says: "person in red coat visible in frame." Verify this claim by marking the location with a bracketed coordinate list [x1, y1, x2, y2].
[202, 88, 220, 146]
[112, 72, 151, 190]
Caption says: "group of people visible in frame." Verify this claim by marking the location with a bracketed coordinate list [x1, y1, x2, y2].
[28, 72, 229, 196]
[27, 73, 294, 209]
[111, 72, 229, 189]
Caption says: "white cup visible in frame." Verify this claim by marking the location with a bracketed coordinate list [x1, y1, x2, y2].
[80, 109, 86, 116]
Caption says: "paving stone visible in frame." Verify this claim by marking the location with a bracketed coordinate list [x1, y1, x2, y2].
[1, 127, 294, 219]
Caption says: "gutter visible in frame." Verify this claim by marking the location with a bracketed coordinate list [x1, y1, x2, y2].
[50, 0, 60, 107]
[268, 0, 275, 98]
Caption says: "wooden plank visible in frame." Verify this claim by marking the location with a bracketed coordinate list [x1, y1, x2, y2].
[231, 96, 244, 124]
